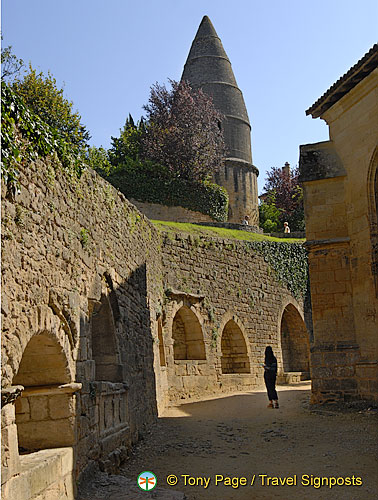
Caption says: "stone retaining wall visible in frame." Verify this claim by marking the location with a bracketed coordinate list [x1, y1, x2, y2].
[1, 158, 163, 496]
[158, 234, 308, 403]
[129, 199, 214, 223]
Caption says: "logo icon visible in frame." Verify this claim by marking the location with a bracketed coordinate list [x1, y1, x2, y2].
[138, 471, 157, 491]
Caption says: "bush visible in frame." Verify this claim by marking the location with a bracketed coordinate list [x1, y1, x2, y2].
[259, 194, 282, 233]
[104, 159, 229, 221]
[1, 82, 85, 193]
[12, 65, 90, 148]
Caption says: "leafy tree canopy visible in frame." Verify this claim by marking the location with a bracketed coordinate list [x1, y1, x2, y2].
[142, 79, 226, 182]
[259, 193, 282, 233]
[108, 114, 145, 167]
[1, 43, 25, 82]
[12, 65, 90, 148]
[260, 165, 305, 232]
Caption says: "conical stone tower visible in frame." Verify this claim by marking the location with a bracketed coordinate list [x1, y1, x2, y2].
[182, 15, 259, 224]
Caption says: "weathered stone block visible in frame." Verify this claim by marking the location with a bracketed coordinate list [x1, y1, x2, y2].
[1, 422, 20, 485]
[29, 396, 48, 421]
[338, 378, 357, 391]
[1, 473, 31, 500]
[49, 394, 73, 420]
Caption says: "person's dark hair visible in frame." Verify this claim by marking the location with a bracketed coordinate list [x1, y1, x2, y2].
[265, 346, 276, 364]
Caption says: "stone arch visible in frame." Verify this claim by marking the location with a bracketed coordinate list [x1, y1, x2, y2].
[280, 301, 310, 373]
[13, 332, 71, 387]
[5, 305, 75, 387]
[172, 306, 206, 360]
[13, 331, 76, 452]
[89, 291, 122, 382]
[219, 314, 251, 374]
[367, 146, 378, 296]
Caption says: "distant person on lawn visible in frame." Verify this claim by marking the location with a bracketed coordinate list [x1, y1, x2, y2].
[284, 221, 290, 233]
[241, 215, 250, 225]
[264, 346, 279, 409]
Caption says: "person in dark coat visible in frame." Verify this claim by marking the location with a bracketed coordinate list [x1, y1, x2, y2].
[264, 346, 279, 408]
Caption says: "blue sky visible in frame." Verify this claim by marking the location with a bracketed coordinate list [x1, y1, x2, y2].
[2, 0, 377, 193]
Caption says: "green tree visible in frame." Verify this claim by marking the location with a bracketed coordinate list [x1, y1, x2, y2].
[1, 43, 24, 82]
[12, 65, 90, 147]
[108, 114, 145, 166]
[259, 193, 282, 233]
[261, 165, 305, 231]
[86, 146, 112, 176]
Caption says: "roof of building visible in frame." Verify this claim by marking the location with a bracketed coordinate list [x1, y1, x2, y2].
[306, 44, 378, 118]
[182, 15, 253, 165]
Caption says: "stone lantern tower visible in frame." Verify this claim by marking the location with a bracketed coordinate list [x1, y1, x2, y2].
[182, 15, 259, 224]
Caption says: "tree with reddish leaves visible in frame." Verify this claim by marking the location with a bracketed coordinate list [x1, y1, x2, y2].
[261, 164, 305, 231]
[142, 79, 225, 182]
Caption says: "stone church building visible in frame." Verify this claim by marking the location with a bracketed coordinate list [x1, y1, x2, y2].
[300, 43, 378, 403]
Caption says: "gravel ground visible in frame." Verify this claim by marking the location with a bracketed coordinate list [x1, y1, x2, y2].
[78, 383, 378, 500]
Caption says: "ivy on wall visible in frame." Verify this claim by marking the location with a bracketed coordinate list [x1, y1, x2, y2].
[247, 241, 308, 299]
[106, 160, 229, 222]
[1, 82, 85, 193]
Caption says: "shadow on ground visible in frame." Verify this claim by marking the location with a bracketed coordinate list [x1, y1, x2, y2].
[79, 383, 378, 500]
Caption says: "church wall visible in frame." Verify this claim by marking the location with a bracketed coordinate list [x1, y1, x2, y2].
[300, 68, 378, 403]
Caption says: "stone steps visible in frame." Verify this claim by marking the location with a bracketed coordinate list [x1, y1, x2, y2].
[277, 372, 311, 384]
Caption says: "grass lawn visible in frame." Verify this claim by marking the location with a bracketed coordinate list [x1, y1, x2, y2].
[151, 220, 305, 244]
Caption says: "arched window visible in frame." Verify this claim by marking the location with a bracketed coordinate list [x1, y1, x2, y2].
[221, 320, 250, 374]
[280, 304, 310, 373]
[172, 306, 206, 360]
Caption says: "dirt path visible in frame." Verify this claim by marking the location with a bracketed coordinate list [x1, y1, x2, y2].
[79, 383, 377, 499]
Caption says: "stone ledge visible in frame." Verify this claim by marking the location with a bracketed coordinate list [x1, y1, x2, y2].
[305, 237, 350, 248]
[166, 289, 205, 300]
[269, 231, 306, 239]
[277, 372, 311, 384]
[194, 221, 263, 233]
[22, 383, 82, 397]
[1, 385, 24, 407]
[2, 447, 74, 500]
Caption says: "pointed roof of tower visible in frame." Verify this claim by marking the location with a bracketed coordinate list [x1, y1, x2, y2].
[183, 15, 243, 95]
[196, 15, 219, 39]
[184, 15, 234, 79]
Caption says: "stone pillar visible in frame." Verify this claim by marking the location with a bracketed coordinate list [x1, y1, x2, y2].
[299, 141, 360, 402]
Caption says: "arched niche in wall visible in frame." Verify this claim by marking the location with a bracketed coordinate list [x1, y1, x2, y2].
[280, 303, 310, 373]
[172, 306, 206, 360]
[13, 332, 75, 452]
[90, 291, 122, 382]
[221, 320, 250, 374]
